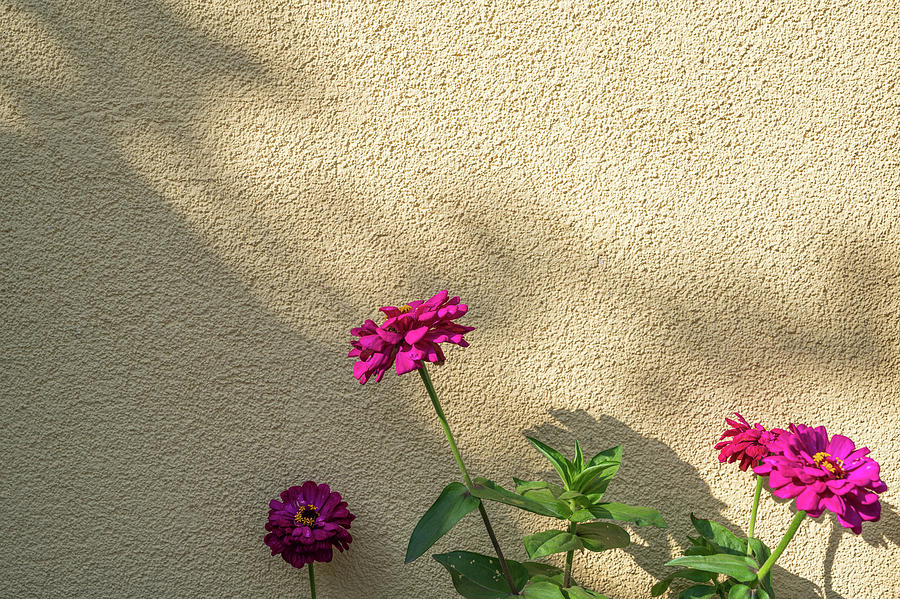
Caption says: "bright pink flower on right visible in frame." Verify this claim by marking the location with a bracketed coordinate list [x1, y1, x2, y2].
[753, 423, 887, 534]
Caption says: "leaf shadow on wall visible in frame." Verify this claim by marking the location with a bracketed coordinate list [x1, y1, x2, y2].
[0, 3, 477, 598]
[525, 409, 863, 599]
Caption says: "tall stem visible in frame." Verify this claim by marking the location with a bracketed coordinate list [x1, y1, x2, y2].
[308, 563, 316, 599]
[756, 510, 806, 582]
[746, 474, 764, 556]
[563, 521, 577, 587]
[417, 366, 518, 595]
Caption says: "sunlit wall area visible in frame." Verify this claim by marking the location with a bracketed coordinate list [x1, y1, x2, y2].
[2, 1, 898, 597]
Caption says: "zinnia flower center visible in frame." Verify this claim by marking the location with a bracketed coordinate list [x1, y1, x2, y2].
[294, 504, 319, 527]
[813, 451, 846, 478]
[397, 304, 412, 314]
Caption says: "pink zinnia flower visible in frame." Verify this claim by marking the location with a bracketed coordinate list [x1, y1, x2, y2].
[264, 481, 355, 568]
[349, 290, 474, 384]
[715, 413, 785, 471]
[754, 424, 887, 534]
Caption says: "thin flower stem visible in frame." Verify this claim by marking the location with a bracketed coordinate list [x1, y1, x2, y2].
[756, 510, 806, 582]
[563, 521, 577, 587]
[747, 474, 764, 556]
[308, 563, 316, 599]
[417, 366, 519, 595]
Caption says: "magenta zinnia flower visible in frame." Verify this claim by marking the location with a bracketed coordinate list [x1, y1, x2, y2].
[715, 413, 785, 471]
[349, 290, 474, 384]
[264, 481, 355, 568]
[753, 424, 887, 534]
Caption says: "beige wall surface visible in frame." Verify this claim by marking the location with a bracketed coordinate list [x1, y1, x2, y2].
[2, 1, 899, 597]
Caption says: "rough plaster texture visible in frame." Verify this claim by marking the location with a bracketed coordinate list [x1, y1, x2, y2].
[2, 0, 899, 597]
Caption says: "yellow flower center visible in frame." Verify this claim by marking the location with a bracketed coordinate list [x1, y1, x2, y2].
[813, 451, 846, 478]
[294, 504, 318, 527]
[397, 304, 412, 314]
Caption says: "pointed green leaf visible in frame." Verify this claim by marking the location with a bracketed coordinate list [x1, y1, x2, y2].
[588, 445, 622, 467]
[747, 538, 774, 597]
[651, 577, 671, 597]
[575, 521, 630, 552]
[523, 529, 582, 558]
[579, 502, 667, 527]
[565, 587, 610, 599]
[522, 581, 567, 599]
[574, 441, 584, 469]
[572, 463, 619, 495]
[526, 436, 574, 487]
[405, 482, 480, 563]
[433, 551, 530, 599]
[679, 585, 718, 599]
[665, 554, 758, 583]
[471, 478, 567, 518]
[690, 514, 746, 556]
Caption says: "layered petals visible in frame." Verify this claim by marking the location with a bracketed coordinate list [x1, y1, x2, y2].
[714, 413, 785, 471]
[753, 424, 886, 534]
[264, 481, 355, 569]
[349, 290, 474, 384]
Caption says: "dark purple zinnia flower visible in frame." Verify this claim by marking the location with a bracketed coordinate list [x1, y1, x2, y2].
[264, 481, 355, 568]
[715, 413, 785, 471]
[754, 424, 887, 534]
[348, 290, 474, 384]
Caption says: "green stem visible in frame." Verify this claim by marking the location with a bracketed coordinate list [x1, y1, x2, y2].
[417, 366, 519, 595]
[308, 563, 316, 599]
[747, 474, 764, 556]
[756, 510, 806, 582]
[563, 521, 577, 587]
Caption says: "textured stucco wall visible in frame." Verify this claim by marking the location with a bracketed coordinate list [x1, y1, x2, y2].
[2, 1, 899, 597]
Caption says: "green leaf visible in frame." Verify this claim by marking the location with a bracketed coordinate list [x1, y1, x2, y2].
[747, 538, 774, 598]
[575, 522, 630, 552]
[690, 514, 746, 556]
[514, 480, 572, 514]
[574, 441, 584, 469]
[650, 578, 671, 597]
[665, 554, 758, 583]
[405, 482, 480, 563]
[433, 551, 529, 599]
[523, 562, 564, 578]
[679, 585, 718, 599]
[514, 479, 551, 493]
[729, 585, 752, 599]
[565, 587, 610, 599]
[588, 445, 622, 467]
[651, 570, 714, 597]
[522, 581, 567, 599]
[471, 478, 567, 518]
[571, 463, 619, 495]
[556, 491, 594, 511]
[728, 584, 769, 599]
[524, 529, 582, 558]
[526, 436, 574, 487]
[523, 562, 565, 586]
[579, 502, 667, 527]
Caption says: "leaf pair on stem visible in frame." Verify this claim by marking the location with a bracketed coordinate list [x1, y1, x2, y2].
[407, 436, 667, 598]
